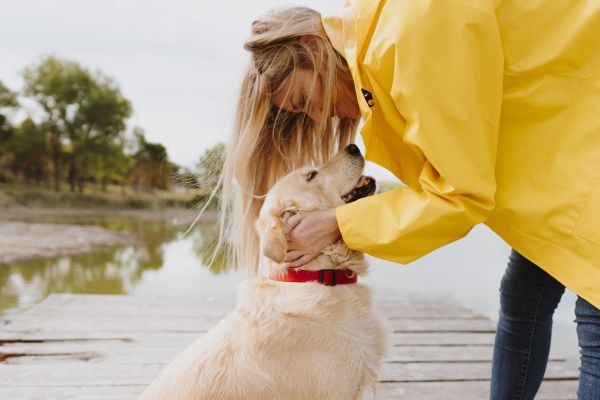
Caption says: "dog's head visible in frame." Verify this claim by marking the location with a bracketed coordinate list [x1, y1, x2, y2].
[255, 144, 376, 270]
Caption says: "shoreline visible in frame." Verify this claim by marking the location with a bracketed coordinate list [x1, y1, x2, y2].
[0, 207, 216, 264]
[0, 221, 135, 264]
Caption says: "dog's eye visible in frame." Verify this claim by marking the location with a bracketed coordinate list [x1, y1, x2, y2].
[306, 170, 318, 182]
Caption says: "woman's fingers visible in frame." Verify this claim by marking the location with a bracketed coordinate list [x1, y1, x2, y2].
[284, 213, 302, 234]
[285, 253, 317, 269]
[284, 214, 303, 250]
[281, 209, 341, 268]
[284, 250, 304, 262]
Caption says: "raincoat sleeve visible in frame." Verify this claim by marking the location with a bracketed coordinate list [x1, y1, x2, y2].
[335, 0, 504, 263]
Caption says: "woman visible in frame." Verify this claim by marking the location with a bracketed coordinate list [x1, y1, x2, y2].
[219, 2, 600, 399]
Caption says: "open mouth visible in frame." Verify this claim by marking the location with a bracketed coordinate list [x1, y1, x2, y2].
[341, 176, 377, 203]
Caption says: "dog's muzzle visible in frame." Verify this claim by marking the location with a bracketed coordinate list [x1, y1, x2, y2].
[342, 176, 377, 203]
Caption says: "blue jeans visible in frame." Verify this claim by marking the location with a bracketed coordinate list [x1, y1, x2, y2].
[490, 249, 600, 399]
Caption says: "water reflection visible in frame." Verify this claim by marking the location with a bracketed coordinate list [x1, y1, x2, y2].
[192, 225, 233, 275]
[0, 213, 230, 318]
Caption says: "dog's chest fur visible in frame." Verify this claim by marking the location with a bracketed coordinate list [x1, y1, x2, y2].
[138, 277, 387, 400]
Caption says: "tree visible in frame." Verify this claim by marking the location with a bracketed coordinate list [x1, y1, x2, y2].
[0, 81, 18, 179]
[129, 128, 175, 191]
[22, 56, 131, 192]
[23, 56, 91, 191]
[0, 81, 17, 108]
[89, 137, 132, 190]
[71, 75, 131, 192]
[9, 119, 51, 184]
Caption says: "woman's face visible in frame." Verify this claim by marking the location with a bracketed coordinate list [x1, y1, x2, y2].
[272, 69, 325, 122]
[272, 68, 361, 122]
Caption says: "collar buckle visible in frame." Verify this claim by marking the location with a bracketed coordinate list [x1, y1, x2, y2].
[319, 269, 337, 286]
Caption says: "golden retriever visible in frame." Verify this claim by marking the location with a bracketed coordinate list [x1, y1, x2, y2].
[138, 144, 387, 400]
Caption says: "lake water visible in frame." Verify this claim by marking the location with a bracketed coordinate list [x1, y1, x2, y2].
[0, 210, 580, 364]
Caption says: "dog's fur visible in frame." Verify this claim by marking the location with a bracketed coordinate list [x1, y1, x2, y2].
[138, 147, 387, 400]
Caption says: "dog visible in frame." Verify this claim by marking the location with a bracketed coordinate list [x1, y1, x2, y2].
[138, 144, 387, 400]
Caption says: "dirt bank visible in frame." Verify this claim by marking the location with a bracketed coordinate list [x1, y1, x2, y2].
[0, 222, 135, 263]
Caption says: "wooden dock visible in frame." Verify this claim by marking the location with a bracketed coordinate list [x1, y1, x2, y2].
[0, 294, 579, 399]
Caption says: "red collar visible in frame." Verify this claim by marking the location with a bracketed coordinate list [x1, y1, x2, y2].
[269, 268, 357, 286]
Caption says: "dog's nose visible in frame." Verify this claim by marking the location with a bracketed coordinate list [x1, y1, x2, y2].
[345, 144, 361, 156]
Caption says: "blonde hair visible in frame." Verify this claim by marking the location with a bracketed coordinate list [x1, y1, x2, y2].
[212, 7, 359, 275]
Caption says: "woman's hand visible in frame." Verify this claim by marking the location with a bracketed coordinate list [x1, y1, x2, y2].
[284, 208, 341, 268]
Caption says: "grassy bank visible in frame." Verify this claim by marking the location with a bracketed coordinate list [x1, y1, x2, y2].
[0, 183, 202, 210]
[0, 178, 402, 211]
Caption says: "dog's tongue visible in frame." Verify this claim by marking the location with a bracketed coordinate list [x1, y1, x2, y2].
[355, 175, 375, 188]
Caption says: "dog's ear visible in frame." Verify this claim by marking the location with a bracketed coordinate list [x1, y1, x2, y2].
[256, 205, 297, 263]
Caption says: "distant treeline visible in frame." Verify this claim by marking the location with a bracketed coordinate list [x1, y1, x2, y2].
[0, 56, 223, 195]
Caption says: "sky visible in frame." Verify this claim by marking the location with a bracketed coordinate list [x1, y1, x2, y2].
[0, 0, 397, 180]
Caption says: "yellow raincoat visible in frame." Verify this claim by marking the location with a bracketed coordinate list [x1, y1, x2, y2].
[324, 0, 600, 308]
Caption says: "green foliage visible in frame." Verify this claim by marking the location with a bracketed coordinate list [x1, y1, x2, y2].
[0, 182, 195, 209]
[21, 55, 133, 192]
[0, 56, 186, 199]
[0, 80, 18, 164]
[0, 82, 19, 182]
[9, 119, 51, 183]
[129, 128, 175, 191]
[0, 81, 18, 108]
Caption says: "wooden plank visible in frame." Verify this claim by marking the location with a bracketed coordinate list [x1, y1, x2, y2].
[380, 360, 578, 382]
[3, 315, 496, 333]
[37, 293, 477, 310]
[5, 301, 235, 321]
[2, 315, 222, 333]
[11, 301, 484, 321]
[26, 293, 235, 309]
[1, 343, 566, 366]
[0, 385, 145, 400]
[392, 332, 495, 346]
[0, 294, 578, 400]
[0, 337, 564, 363]
[376, 305, 485, 319]
[385, 345, 565, 363]
[2, 342, 512, 364]
[13, 293, 484, 319]
[0, 359, 577, 387]
[0, 329, 496, 347]
[0, 330, 200, 343]
[387, 345, 493, 363]
[30, 296, 234, 310]
[0, 381, 579, 400]
[377, 380, 578, 400]
[386, 318, 495, 332]
[0, 363, 163, 386]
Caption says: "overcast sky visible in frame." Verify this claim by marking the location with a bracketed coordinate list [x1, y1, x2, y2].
[1, 0, 396, 180]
